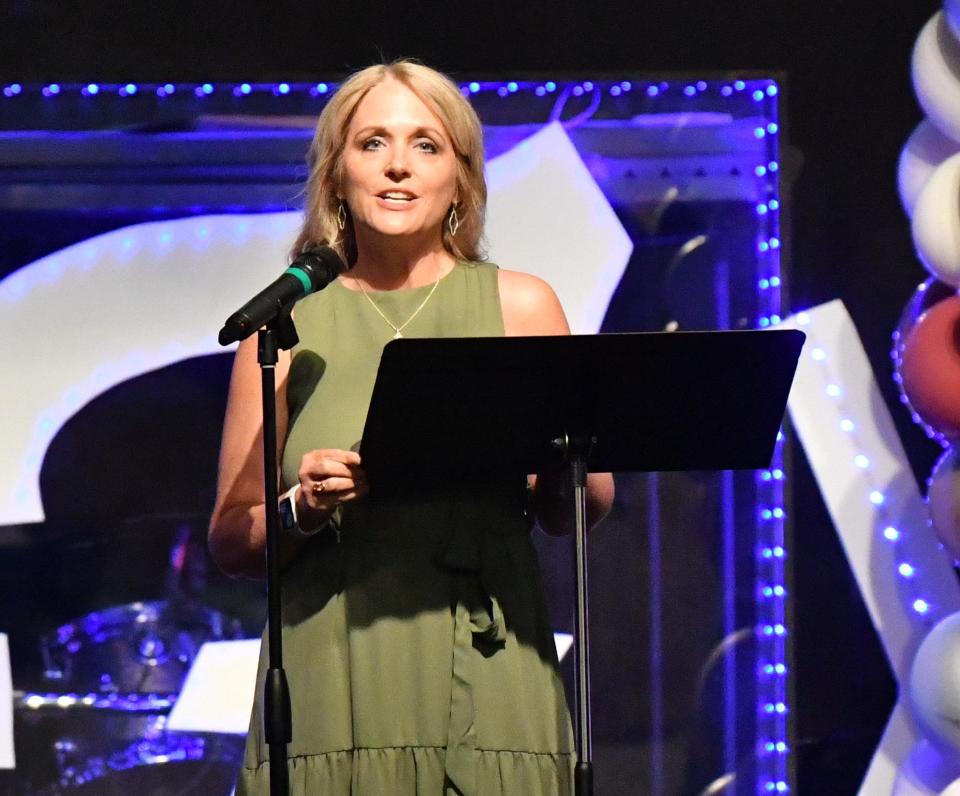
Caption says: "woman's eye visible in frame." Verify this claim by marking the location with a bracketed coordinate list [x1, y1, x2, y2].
[362, 138, 385, 150]
[416, 140, 438, 154]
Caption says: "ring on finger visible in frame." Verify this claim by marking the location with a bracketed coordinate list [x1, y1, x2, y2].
[312, 480, 327, 495]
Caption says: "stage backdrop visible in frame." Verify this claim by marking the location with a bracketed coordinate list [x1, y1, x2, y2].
[0, 76, 786, 795]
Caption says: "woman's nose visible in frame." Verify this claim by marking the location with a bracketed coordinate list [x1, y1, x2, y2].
[385, 152, 410, 180]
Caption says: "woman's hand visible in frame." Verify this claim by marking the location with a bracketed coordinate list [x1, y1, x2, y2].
[297, 449, 369, 522]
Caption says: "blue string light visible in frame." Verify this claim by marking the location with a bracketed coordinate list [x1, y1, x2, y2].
[11, 77, 755, 105]
[751, 79, 788, 796]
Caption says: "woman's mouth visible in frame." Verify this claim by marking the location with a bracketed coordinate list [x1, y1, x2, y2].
[378, 191, 417, 205]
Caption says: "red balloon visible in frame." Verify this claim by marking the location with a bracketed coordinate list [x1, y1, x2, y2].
[901, 296, 960, 439]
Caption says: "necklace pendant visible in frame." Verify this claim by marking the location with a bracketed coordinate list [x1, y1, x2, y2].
[394, 331, 403, 339]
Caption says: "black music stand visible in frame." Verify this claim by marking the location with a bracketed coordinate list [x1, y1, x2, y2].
[360, 330, 805, 796]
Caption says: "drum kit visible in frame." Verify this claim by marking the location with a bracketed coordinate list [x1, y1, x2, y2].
[5, 519, 260, 795]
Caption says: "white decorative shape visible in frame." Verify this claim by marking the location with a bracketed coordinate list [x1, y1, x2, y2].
[899, 121, 960, 216]
[485, 121, 633, 334]
[783, 300, 960, 795]
[0, 212, 300, 525]
[0, 126, 629, 525]
[913, 13, 960, 144]
[0, 634, 12, 769]
[912, 152, 960, 286]
[167, 638, 261, 735]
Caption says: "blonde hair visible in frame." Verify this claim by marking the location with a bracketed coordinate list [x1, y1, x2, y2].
[292, 60, 487, 264]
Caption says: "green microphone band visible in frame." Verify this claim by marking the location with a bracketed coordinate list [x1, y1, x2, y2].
[284, 266, 313, 295]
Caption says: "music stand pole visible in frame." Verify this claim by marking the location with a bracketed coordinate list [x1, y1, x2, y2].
[553, 432, 595, 796]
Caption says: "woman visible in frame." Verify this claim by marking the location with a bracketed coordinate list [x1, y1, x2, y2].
[209, 60, 614, 795]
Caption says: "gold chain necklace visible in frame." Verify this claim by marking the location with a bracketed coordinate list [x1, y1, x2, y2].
[352, 274, 442, 339]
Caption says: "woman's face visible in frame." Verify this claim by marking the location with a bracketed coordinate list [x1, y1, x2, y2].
[339, 77, 459, 249]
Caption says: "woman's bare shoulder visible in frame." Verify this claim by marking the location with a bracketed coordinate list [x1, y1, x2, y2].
[496, 267, 570, 336]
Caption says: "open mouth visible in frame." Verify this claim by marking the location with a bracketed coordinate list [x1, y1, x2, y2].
[378, 191, 417, 204]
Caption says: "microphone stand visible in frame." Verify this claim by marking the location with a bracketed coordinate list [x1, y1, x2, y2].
[258, 310, 298, 796]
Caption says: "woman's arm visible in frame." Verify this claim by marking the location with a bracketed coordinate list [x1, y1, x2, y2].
[208, 337, 365, 578]
[208, 337, 300, 577]
[498, 269, 615, 535]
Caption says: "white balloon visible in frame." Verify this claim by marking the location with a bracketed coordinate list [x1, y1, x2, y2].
[913, 13, 960, 144]
[899, 121, 960, 216]
[912, 151, 960, 285]
[910, 612, 960, 755]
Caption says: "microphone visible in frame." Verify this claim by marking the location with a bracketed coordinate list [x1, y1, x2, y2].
[218, 246, 345, 345]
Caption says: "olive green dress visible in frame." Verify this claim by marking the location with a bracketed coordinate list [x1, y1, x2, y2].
[236, 261, 575, 795]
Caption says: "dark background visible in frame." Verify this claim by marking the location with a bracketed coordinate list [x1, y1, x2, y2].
[0, 0, 946, 791]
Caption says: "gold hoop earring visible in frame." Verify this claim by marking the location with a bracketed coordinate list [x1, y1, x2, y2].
[447, 205, 460, 237]
[337, 201, 347, 232]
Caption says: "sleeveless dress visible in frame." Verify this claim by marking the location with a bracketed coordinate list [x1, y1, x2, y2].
[235, 261, 575, 796]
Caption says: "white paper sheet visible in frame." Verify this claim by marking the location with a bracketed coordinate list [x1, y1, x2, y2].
[0, 634, 14, 769]
[167, 639, 260, 735]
